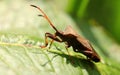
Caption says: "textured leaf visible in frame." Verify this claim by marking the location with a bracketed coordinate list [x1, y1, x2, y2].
[0, 0, 120, 75]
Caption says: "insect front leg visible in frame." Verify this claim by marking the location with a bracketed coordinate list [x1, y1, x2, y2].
[49, 39, 54, 49]
[40, 32, 62, 48]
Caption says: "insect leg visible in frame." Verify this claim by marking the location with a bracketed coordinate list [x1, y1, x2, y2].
[40, 33, 49, 48]
[64, 43, 75, 63]
[47, 33, 63, 48]
[64, 42, 71, 55]
[40, 32, 62, 48]
[65, 45, 70, 55]
[49, 39, 54, 49]
[49, 33, 57, 49]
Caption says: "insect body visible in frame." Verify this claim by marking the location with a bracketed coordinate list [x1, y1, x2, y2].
[31, 5, 100, 62]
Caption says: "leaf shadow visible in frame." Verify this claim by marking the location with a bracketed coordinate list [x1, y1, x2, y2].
[41, 54, 58, 66]
[48, 47, 101, 75]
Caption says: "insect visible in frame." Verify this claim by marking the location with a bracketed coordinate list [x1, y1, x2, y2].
[31, 5, 100, 62]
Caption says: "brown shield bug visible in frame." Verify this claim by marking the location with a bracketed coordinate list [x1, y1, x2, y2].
[31, 5, 100, 62]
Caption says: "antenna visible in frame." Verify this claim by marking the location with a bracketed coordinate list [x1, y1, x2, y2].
[31, 5, 58, 32]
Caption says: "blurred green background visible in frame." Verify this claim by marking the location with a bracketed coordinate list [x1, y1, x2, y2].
[65, 0, 120, 44]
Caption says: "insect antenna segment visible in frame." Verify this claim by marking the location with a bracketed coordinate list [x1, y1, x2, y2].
[30, 5, 58, 32]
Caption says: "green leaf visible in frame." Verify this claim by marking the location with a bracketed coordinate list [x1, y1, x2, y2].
[0, 0, 120, 75]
